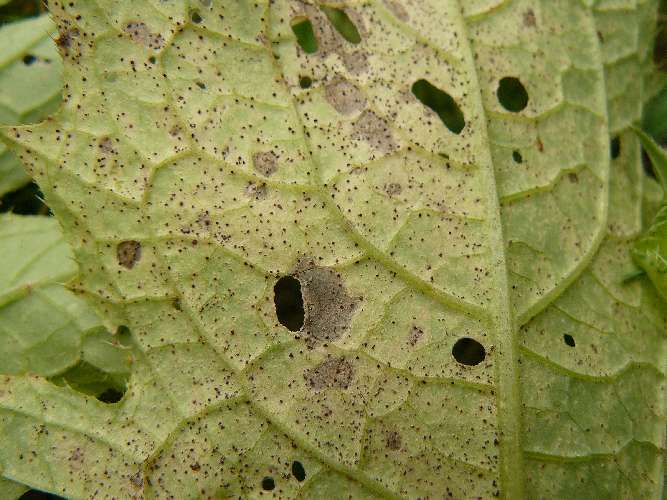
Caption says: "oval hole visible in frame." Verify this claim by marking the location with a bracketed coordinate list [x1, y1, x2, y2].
[563, 334, 575, 347]
[190, 10, 203, 23]
[291, 17, 318, 54]
[299, 75, 313, 89]
[23, 54, 37, 65]
[412, 79, 465, 134]
[321, 7, 361, 44]
[274, 276, 305, 331]
[261, 477, 275, 491]
[610, 136, 621, 159]
[512, 150, 523, 163]
[452, 338, 486, 366]
[291, 460, 306, 481]
[497, 77, 529, 112]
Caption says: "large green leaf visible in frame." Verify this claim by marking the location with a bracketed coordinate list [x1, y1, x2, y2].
[1, 1, 666, 498]
[0, 14, 62, 197]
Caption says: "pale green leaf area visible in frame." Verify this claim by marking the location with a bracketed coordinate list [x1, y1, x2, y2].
[0, 14, 62, 197]
[0, 0, 666, 499]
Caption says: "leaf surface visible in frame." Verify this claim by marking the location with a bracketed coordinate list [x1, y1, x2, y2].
[1, 1, 666, 498]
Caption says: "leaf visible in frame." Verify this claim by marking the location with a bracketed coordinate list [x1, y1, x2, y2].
[1, 1, 666, 498]
[0, 14, 62, 197]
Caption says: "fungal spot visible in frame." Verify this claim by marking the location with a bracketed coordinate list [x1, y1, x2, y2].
[55, 28, 79, 50]
[299, 75, 313, 89]
[305, 357, 354, 391]
[563, 334, 576, 347]
[129, 471, 144, 489]
[408, 325, 423, 346]
[274, 276, 305, 332]
[291, 17, 318, 54]
[190, 10, 203, 24]
[452, 338, 486, 366]
[385, 430, 402, 450]
[411, 79, 465, 134]
[497, 77, 529, 112]
[253, 151, 278, 176]
[261, 477, 275, 491]
[117, 240, 142, 269]
[98, 137, 114, 154]
[610, 135, 621, 159]
[512, 150, 523, 163]
[291, 461, 306, 481]
[18, 490, 64, 499]
[352, 109, 397, 153]
[22, 54, 37, 65]
[385, 182, 402, 196]
[523, 9, 536, 27]
[294, 260, 358, 342]
[325, 76, 367, 115]
[383, 0, 409, 21]
[321, 6, 362, 44]
[342, 50, 369, 75]
[124, 21, 164, 50]
[245, 182, 267, 199]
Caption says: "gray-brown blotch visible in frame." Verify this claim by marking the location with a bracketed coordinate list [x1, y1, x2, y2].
[304, 356, 354, 391]
[293, 259, 358, 343]
[352, 110, 397, 153]
[253, 151, 279, 176]
[325, 76, 367, 115]
[124, 22, 165, 50]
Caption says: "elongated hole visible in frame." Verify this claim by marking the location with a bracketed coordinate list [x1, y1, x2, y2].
[412, 79, 465, 134]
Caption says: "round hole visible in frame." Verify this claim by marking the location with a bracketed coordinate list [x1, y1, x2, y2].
[563, 334, 575, 347]
[610, 136, 621, 159]
[512, 150, 523, 163]
[452, 338, 486, 366]
[274, 276, 304, 331]
[299, 76, 313, 89]
[261, 477, 275, 491]
[497, 77, 529, 112]
[191, 10, 203, 23]
[291, 460, 306, 481]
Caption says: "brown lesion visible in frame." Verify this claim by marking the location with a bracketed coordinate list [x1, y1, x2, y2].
[117, 240, 142, 269]
[304, 356, 354, 391]
[123, 21, 165, 50]
[325, 76, 367, 115]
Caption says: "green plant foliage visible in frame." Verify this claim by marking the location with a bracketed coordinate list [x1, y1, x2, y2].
[0, 1, 666, 499]
[0, 14, 61, 198]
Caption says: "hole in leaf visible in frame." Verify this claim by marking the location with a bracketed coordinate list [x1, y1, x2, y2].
[23, 54, 37, 65]
[497, 77, 529, 112]
[190, 10, 202, 24]
[512, 150, 523, 163]
[49, 360, 129, 404]
[261, 477, 275, 491]
[148, 56, 156, 64]
[274, 276, 304, 331]
[299, 75, 313, 89]
[291, 461, 306, 481]
[19, 490, 64, 500]
[0, 182, 49, 215]
[195, 81, 206, 90]
[291, 17, 318, 54]
[452, 338, 486, 366]
[411, 79, 465, 134]
[641, 148, 657, 179]
[321, 6, 361, 44]
[97, 388, 125, 403]
[610, 136, 621, 159]
[563, 334, 575, 347]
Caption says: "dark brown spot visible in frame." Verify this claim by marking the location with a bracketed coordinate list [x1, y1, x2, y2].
[117, 241, 142, 269]
[304, 357, 354, 391]
[325, 76, 367, 115]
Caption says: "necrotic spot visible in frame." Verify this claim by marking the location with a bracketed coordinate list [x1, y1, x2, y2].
[412, 79, 465, 134]
[261, 477, 275, 491]
[291, 461, 306, 481]
[117, 240, 142, 269]
[563, 334, 576, 347]
[497, 77, 529, 112]
[321, 6, 361, 44]
[512, 150, 523, 163]
[274, 276, 305, 332]
[452, 338, 486, 366]
[611, 135, 621, 159]
[291, 17, 318, 54]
